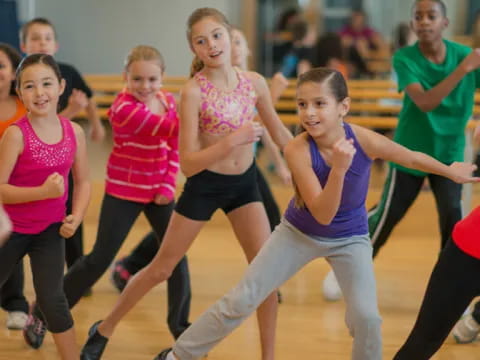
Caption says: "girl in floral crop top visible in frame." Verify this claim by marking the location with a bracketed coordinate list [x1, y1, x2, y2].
[81, 7, 293, 360]
[193, 67, 257, 135]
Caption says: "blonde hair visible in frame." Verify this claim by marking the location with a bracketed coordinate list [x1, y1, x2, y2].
[186, 7, 232, 77]
[124, 45, 165, 72]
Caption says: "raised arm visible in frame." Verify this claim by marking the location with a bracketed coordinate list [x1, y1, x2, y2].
[110, 95, 177, 137]
[248, 71, 293, 150]
[398, 48, 480, 112]
[0, 126, 64, 203]
[178, 80, 262, 177]
[284, 135, 355, 225]
[353, 124, 478, 183]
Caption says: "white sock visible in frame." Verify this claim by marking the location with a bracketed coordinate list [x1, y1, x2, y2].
[166, 351, 176, 360]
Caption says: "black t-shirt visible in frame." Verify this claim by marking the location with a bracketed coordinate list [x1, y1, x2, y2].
[58, 62, 93, 112]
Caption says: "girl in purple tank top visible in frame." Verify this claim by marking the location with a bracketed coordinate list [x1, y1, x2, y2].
[0, 54, 90, 359]
[144, 68, 478, 360]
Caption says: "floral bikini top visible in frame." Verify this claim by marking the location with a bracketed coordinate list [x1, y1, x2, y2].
[194, 68, 258, 135]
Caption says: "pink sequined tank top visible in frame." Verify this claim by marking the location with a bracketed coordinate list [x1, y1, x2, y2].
[4, 116, 77, 234]
[194, 68, 258, 135]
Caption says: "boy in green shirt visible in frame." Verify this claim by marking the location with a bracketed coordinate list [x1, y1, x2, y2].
[323, 0, 480, 301]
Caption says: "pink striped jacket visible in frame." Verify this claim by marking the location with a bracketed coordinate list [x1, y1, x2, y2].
[106, 90, 179, 203]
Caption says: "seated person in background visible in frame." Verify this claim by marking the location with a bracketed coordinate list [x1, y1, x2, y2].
[339, 9, 386, 77]
[270, 7, 302, 68]
[279, 20, 316, 78]
[311, 32, 349, 80]
[391, 22, 416, 53]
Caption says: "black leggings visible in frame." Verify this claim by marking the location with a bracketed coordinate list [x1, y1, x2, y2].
[34, 194, 192, 338]
[120, 167, 281, 284]
[0, 224, 73, 333]
[394, 239, 480, 359]
[368, 165, 462, 257]
[0, 172, 84, 314]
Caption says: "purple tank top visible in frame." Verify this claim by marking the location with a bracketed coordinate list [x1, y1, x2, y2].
[284, 122, 372, 238]
[5, 116, 76, 234]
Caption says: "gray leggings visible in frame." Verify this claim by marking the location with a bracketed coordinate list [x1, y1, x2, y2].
[173, 219, 382, 360]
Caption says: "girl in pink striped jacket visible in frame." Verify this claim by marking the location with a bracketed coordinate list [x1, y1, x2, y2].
[25, 45, 192, 348]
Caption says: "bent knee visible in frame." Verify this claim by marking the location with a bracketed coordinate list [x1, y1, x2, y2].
[220, 286, 258, 318]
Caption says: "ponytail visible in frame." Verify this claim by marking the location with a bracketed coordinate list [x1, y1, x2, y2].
[190, 56, 204, 78]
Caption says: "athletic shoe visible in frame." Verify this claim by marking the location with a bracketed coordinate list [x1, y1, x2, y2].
[6, 311, 28, 330]
[110, 258, 131, 292]
[453, 314, 480, 344]
[23, 307, 47, 349]
[154, 348, 173, 360]
[81, 320, 109, 360]
[322, 270, 343, 301]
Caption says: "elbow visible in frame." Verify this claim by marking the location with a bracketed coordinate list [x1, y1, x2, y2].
[179, 162, 198, 178]
[313, 212, 334, 226]
[317, 217, 333, 226]
[416, 100, 436, 113]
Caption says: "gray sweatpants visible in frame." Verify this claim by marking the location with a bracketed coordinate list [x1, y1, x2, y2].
[173, 219, 382, 360]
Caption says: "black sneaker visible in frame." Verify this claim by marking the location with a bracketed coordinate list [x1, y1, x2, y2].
[110, 258, 131, 292]
[81, 321, 109, 360]
[23, 306, 47, 349]
[154, 348, 173, 360]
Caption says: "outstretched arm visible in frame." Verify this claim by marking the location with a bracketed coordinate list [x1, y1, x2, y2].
[354, 124, 478, 183]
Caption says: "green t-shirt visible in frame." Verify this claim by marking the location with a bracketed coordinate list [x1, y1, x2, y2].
[392, 39, 480, 176]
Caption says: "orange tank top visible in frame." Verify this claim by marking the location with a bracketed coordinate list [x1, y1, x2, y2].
[0, 97, 26, 137]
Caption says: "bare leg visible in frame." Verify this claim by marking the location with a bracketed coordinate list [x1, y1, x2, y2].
[52, 327, 80, 360]
[227, 202, 277, 360]
[98, 212, 205, 337]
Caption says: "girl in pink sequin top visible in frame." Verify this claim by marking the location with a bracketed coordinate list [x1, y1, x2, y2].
[81, 8, 292, 360]
[0, 54, 90, 359]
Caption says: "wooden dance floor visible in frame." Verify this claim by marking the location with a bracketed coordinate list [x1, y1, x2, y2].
[1, 129, 479, 359]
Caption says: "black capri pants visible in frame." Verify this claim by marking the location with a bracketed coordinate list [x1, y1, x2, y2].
[0, 223, 72, 333]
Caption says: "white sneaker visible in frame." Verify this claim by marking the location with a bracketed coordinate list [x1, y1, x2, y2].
[322, 270, 343, 301]
[6, 311, 28, 330]
[453, 314, 480, 344]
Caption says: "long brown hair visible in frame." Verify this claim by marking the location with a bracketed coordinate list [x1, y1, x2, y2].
[293, 68, 349, 208]
[186, 7, 232, 77]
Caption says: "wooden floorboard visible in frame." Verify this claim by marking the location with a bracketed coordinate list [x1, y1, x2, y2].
[1, 127, 480, 359]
